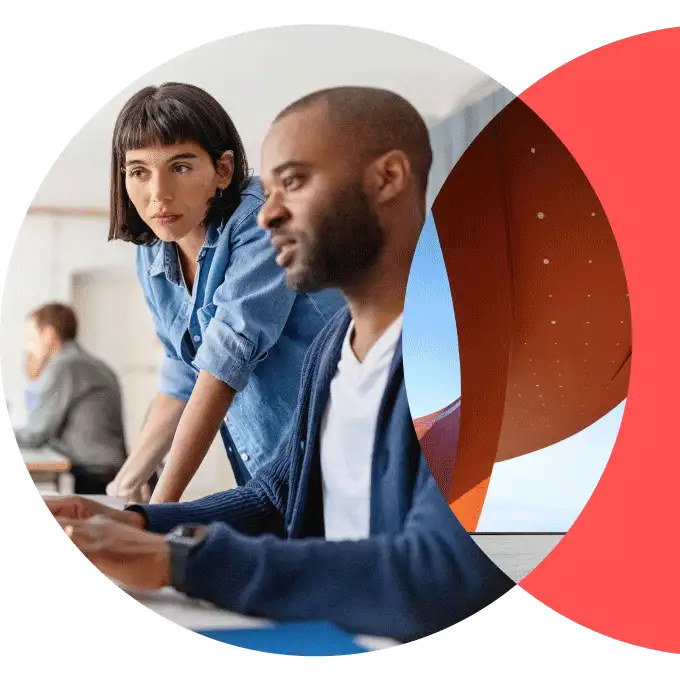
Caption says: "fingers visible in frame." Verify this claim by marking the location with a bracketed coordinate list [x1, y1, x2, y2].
[140, 484, 151, 503]
[45, 497, 83, 519]
[126, 484, 149, 503]
[107, 481, 149, 504]
[58, 515, 130, 553]
[44, 499, 67, 516]
[57, 516, 114, 552]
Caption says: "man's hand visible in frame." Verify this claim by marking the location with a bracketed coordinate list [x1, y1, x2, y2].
[25, 351, 44, 381]
[46, 496, 145, 529]
[106, 476, 151, 503]
[58, 516, 170, 591]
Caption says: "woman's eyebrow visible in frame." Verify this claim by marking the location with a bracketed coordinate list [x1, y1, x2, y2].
[125, 152, 200, 167]
[166, 153, 200, 163]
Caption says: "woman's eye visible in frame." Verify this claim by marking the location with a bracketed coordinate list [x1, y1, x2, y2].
[127, 168, 146, 179]
[282, 175, 302, 190]
[173, 164, 191, 173]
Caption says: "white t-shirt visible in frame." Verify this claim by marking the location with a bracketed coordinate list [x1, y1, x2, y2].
[320, 313, 404, 541]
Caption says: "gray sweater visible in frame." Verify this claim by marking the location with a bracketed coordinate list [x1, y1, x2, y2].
[14, 342, 126, 470]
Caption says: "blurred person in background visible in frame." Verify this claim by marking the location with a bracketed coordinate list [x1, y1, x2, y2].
[105, 83, 344, 504]
[13, 303, 126, 494]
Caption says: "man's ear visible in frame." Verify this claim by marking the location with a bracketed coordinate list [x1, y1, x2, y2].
[366, 150, 411, 204]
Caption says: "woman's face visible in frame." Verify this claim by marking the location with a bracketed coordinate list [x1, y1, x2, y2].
[124, 141, 233, 242]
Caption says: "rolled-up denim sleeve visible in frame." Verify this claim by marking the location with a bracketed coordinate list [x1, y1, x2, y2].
[136, 248, 197, 403]
[193, 205, 296, 392]
[157, 355, 196, 402]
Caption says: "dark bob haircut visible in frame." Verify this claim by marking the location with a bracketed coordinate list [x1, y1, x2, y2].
[108, 82, 250, 246]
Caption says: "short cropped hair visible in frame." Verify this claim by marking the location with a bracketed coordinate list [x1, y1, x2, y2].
[274, 86, 432, 191]
[29, 303, 78, 342]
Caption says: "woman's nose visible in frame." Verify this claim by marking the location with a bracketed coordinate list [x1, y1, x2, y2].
[149, 174, 173, 203]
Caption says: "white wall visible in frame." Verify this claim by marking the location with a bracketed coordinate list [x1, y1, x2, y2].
[1, 214, 235, 499]
[1, 214, 132, 411]
[30, 26, 498, 210]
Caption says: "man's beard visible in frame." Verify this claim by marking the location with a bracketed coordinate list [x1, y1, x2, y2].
[287, 181, 385, 293]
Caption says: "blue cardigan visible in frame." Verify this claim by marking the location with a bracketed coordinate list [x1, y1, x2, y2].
[138, 309, 513, 642]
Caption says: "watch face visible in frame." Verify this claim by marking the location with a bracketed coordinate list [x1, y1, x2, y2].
[174, 524, 209, 541]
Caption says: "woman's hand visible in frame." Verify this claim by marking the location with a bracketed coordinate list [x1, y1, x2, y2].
[107, 393, 186, 504]
[106, 476, 151, 503]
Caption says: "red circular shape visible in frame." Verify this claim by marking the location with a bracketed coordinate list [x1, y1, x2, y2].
[518, 27, 680, 653]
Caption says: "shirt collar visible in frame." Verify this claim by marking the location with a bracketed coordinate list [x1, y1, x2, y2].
[148, 241, 182, 286]
[147, 219, 223, 282]
[203, 219, 222, 248]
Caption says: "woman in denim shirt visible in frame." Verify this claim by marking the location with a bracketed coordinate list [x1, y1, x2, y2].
[105, 83, 344, 503]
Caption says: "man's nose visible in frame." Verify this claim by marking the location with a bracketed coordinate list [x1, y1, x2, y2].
[258, 191, 287, 230]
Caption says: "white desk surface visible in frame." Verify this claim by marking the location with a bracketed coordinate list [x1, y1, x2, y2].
[123, 585, 396, 651]
[470, 533, 565, 582]
[42, 493, 397, 651]
[22, 447, 71, 471]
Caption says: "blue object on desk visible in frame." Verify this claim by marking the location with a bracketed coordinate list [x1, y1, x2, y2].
[196, 621, 368, 655]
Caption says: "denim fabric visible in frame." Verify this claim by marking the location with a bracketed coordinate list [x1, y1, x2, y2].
[136, 177, 345, 477]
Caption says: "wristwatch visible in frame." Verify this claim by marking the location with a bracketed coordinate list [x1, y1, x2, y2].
[165, 524, 210, 593]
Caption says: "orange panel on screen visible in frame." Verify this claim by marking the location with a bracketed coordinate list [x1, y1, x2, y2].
[415, 98, 630, 531]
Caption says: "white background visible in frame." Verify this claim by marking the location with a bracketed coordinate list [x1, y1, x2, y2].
[1, 1, 679, 677]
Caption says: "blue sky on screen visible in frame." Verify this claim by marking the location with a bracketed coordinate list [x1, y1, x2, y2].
[402, 213, 625, 531]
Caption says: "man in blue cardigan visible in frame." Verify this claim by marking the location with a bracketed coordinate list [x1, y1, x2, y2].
[48, 86, 513, 643]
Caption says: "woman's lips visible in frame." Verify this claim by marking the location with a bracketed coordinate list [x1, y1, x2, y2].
[153, 214, 182, 225]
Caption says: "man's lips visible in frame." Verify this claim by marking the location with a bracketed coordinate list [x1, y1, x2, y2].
[275, 243, 297, 268]
[271, 235, 298, 268]
[270, 234, 297, 251]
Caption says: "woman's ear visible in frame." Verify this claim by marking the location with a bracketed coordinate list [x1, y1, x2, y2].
[217, 150, 235, 189]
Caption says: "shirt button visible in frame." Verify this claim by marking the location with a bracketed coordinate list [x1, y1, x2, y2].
[193, 335, 201, 342]
[241, 454, 249, 462]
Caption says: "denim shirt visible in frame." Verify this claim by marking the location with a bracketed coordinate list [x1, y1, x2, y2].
[135, 177, 345, 478]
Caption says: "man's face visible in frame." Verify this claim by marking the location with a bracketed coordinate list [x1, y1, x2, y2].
[25, 320, 56, 368]
[258, 101, 384, 292]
